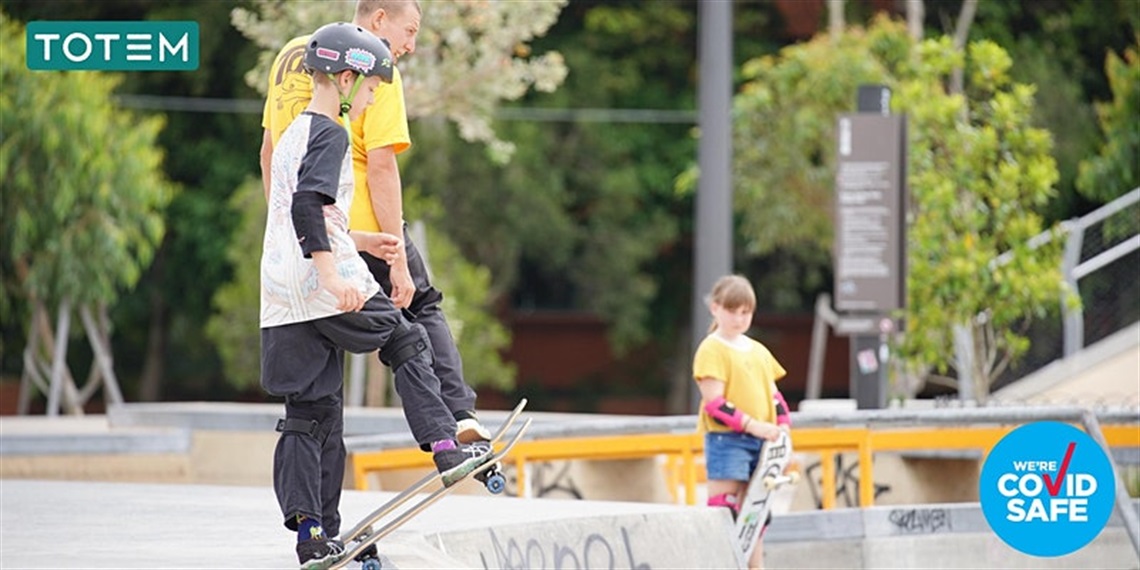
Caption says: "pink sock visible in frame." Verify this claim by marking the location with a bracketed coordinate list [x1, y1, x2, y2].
[431, 439, 457, 452]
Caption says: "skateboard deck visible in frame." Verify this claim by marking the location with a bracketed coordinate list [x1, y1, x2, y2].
[733, 429, 797, 568]
[319, 400, 530, 570]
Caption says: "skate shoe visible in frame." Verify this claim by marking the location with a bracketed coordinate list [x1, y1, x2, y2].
[297, 536, 345, 570]
[433, 440, 492, 487]
[454, 410, 492, 444]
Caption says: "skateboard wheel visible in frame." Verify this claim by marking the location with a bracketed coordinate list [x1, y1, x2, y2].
[788, 472, 801, 484]
[485, 472, 506, 494]
[762, 477, 778, 490]
[362, 557, 382, 570]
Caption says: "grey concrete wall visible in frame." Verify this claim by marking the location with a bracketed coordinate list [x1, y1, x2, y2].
[765, 502, 1140, 570]
[426, 510, 738, 570]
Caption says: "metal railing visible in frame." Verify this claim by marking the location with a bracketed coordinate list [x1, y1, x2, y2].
[806, 188, 1140, 399]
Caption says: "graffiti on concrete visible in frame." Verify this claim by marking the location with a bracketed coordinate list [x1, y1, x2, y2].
[887, 507, 952, 535]
[479, 526, 651, 570]
[494, 461, 583, 499]
[804, 453, 892, 509]
[530, 461, 584, 500]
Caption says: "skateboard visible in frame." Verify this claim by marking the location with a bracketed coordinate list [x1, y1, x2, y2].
[318, 400, 530, 570]
[733, 428, 798, 568]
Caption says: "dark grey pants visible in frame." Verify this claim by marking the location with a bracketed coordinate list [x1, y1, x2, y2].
[360, 224, 476, 415]
[261, 295, 457, 535]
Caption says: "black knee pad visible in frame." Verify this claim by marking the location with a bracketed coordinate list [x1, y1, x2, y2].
[277, 395, 341, 443]
[379, 322, 433, 371]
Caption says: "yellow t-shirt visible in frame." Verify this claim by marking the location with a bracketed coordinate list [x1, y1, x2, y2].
[347, 67, 410, 233]
[262, 36, 412, 233]
[262, 35, 312, 146]
[692, 334, 786, 434]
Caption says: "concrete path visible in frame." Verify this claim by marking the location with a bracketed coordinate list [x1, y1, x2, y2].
[0, 479, 735, 569]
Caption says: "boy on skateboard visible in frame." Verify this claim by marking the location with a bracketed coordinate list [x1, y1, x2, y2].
[259, 0, 494, 448]
[259, 22, 491, 568]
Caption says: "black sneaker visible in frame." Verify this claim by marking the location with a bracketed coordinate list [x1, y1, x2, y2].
[433, 441, 492, 487]
[297, 536, 345, 570]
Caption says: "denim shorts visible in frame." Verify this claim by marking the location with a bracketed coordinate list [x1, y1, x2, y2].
[705, 431, 762, 482]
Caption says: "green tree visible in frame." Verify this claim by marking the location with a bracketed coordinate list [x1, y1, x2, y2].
[967, 0, 1137, 221]
[204, 178, 264, 392]
[732, 17, 1070, 401]
[1078, 36, 1140, 202]
[898, 37, 1069, 400]
[231, 0, 568, 162]
[0, 14, 174, 400]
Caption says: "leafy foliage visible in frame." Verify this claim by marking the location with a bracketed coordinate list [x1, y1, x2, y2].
[205, 178, 264, 391]
[731, 17, 1070, 399]
[406, 192, 517, 391]
[231, 0, 568, 162]
[404, 1, 705, 354]
[898, 35, 1070, 398]
[1078, 36, 1140, 201]
[0, 14, 173, 317]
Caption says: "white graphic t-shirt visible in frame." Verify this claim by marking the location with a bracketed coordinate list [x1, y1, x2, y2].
[260, 111, 380, 327]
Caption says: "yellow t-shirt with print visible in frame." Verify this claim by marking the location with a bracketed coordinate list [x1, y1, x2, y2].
[262, 36, 412, 233]
[262, 35, 312, 146]
[692, 334, 786, 434]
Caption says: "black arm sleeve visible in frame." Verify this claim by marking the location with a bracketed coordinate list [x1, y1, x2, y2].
[291, 191, 333, 258]
[296, 115, 347, 200]
[291, 114, 347, 258]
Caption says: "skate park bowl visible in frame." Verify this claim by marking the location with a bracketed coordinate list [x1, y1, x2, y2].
[2, 401, 1138, 568]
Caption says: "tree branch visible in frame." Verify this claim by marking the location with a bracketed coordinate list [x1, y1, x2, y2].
[949, 0, 978, 96]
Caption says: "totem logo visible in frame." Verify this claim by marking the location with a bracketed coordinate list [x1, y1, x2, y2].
[26, 21, 199, 71]
[979, 421, 1115, 557]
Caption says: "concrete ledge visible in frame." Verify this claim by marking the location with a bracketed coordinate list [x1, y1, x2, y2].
[108, 401, 410, 436]
[769, 530, 1138, 569]
[766, 501, 1140, 543]
[429, 510, 738, 569]
[0, 416, 189, 455]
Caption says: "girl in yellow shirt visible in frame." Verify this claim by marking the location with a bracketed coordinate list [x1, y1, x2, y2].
[693, 274, 790, 569]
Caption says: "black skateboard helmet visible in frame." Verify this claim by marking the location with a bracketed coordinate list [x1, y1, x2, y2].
[303, 22, 394, 83]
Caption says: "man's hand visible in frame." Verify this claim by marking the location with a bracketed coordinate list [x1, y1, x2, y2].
[352, 231, 402, 264]
[388, 260, 415, 309]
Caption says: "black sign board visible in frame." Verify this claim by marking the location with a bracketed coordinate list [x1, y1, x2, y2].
[834, 114, 906, 314]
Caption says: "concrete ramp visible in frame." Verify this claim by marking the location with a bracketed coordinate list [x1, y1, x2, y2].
[993, 323, 1140, 407]
[335, 485, 740, 569]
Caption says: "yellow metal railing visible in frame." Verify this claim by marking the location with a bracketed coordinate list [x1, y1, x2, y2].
[350, 424, 1140, 509]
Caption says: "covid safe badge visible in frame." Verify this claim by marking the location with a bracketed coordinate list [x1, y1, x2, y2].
[980, 421, 1116, 557]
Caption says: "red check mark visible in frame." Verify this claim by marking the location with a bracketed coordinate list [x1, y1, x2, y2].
[1043, 442, 1076, 497]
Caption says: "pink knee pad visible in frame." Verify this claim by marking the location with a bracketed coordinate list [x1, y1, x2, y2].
[708, 492, 740, 517]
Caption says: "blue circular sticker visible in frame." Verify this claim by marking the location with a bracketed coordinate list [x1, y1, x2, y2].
[980, 421, 1116, 557]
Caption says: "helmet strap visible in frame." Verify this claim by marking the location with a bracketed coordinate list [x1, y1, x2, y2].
[330, 72, 366, 129]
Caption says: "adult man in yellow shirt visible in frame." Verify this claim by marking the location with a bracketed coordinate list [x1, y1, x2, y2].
[259, 0, 491, 478]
